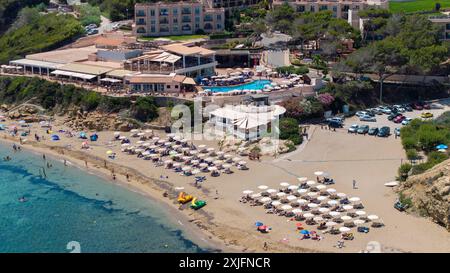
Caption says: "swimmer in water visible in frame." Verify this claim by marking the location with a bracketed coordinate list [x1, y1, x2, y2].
[19, 196, 27, 202]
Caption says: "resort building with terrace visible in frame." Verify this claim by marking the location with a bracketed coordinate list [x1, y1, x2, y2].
[126, 73, 196, 93]
[208, 95, 286, 140]
[133, 1, 225, 37]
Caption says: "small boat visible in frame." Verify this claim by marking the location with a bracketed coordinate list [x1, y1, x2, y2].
[384, 181, 399, 187]
[177, 192, 193, 204]
[190, 198, 206, 210]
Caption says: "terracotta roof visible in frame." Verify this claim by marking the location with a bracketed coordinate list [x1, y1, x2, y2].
[128, 76, 174, 84]
[161, 43, 215, 56]
[173, 75, 186, 83]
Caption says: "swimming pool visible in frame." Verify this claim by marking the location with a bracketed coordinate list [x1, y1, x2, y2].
[206, 80, 271, 93]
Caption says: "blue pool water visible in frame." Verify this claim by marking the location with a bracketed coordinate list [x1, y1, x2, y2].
[0, 143, 209, 253]
[207, 80, 271, 93]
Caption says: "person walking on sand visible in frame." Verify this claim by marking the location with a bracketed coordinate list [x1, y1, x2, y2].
[352, 179, 357, 189]
[263, 242, 268, 251]
[126, 173, 130, 181]
[42, 154, 46, 160]
[85, 160, 88, 168]
[64, 159, 67, 166]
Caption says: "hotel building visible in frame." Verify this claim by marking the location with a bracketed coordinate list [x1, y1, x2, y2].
[272, 0, 389, 20]
[133, 1, 225, 37]
[429, 14, 450, 41]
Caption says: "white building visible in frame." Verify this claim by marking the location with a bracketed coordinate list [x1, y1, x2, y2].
[208, 95, 286, 140]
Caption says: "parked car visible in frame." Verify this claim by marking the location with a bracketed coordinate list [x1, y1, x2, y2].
[393, 105, 405, 113]
[377, 126, 390, 137]
[328, 120, 343, 128]
[379, 106, 392, 114]
[371, 108, 383, 115]
[357, 125, 369, 134]
[394, 128, 401, 137]
[360, 115, 376, 122]
[87, 28, 99, 35]
[348, 124, 359, 133]
[393, 115, 405, 123]
[421, 112, 434, 118]
[368, 127, 379, 136]
[402, 104, 413, 112]
[401, 118, 412, 125]
[430, 103, 444, 109]
[394, 200, 408, 211]
[387, 113, 399, 121]
[355, 111, 369, 118]
[412, 102, 423, 110]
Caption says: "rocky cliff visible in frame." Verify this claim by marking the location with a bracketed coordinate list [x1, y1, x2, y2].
[399, 160, 450, 231]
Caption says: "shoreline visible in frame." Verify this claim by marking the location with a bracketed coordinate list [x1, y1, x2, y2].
[0, 134, 315, 253]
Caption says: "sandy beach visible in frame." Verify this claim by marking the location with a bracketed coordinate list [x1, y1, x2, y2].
[1, 106, 449, 253]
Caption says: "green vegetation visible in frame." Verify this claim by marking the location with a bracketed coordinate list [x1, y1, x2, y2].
[276, 65, 309, 75]
[0, 76, 159, 122]
[400, 117, 450, 175]
[279, 117, 302, 145]
[0, 12, 84, 64]
[389, 0, 450, 13]
[0, 0, 48, 33]
[139, 34, 208, 41]
[77, 3, 102, 27]
[87, 0, 141, 21]
[398, 163, 412, 181]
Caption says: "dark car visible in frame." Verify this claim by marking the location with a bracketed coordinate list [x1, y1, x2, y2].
[368, 127, 379, 135]
[328, 120, 343, 128]
[357, 125, 369, 134]
[403, 104, 413, 112]
[388, 113, 400, 121]
[412, 102, 423, 110]
[377, 126, 390, 137]
[394, 201, 408, 212]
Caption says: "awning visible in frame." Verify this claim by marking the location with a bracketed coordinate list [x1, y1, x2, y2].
[51, 70, 97, 80]
[182, 77, 196, 85]
[100, 77, 122, 83]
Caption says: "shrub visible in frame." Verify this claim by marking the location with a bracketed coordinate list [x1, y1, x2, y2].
[406, 149, 418, 161]
[279, 117, 299, 140]
[131, 97, 159, 122]
[398, 163, 412, 181]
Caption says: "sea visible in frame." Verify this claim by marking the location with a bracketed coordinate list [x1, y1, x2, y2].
[0, 142, 209, 253]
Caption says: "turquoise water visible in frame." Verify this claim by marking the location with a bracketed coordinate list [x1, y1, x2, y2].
[0, 143, 209, 253]
[207, 80, 271, 93]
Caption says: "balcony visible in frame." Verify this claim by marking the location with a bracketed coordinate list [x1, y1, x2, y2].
[136, 20, 146, 25]
[182, 18, 192, 23]
[181, 9, 191, 15]
[136, 11, 146, 17]
[159, 19, 169, 24]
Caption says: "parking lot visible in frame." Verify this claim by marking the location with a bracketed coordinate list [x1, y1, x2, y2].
[339, 100, 450, 137]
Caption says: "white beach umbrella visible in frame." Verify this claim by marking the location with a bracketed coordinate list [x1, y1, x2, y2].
[354, 219, 365, 225]
[260, 197, 272, 203]
[242, 190, 254, 195]
[191, 159, 200, 164]
[130, 129, 139, 133]
[121, 143, 130, 147]
[327, 200, 339, 206]
[204, 157, 214, 162]
[297, 189, 308, 194]
[137, 132, 145, 136]
[191, 169, 201, 174]
[343, 205, 354, 211]
[238, 161, 247, 166]
[182, 166, 191, 171]
[297, 177, 308, 182]
[314, 171, 324, 176]
[318, 207, 330, 214]
[167, 133, 176, 138]
[276, 192, 287, 197]
[190, 150, 198, 155]
[326, 188, 336, 194]
[258, 185, 269, 190]
[173, 163, 181, 167]
[367, 215, 379, 221]
[216, 151, 225, 155]
[271, 201, 282, 207]
[296, 199, 308, 205]
[164, 159, 173, 164]
[199, 163, 208, 168]
[280, 182, 290, 187]
[208, 166, 218, 171]
[137, 140, 144, 144]
[307, 192, 318, 197]
[142, 143, 151, 147]
[316, 185, 327, 190]
[114, 131, 121, 136]
[313, 216, 324, 222]
[207, 147, 215, 152]
[224, 154, 232, 159]
[306, 180, 316, 186]
[281, 205, 292, 211]
[288, 185, 299, 190]
[119, 136, 127, 140]
[349, 197, 361, 203]
[317, 196, 328, 201]
[232, 157, 242, 162]
[145, 129, 153, 134]
[326, 221, 337, 227]
[213, 160, 223, 165]
[222, 164, 232, 169]
[307, 203, 318, 208]
[337, 192, 347, 198]
[339, 227, 351, 233]
[286, 195, 297, 201]
[292, 209, 302, 214]
[303, 213, 314, 218]
[174, 186, 184, 191]
[329, 211, 341, 217]
[355, 210, 366, 216]
[266, 189, 277, 194]
[250, 193, 261, 199]
[152, 137, 160, 141]
[341, 215, 352, 221]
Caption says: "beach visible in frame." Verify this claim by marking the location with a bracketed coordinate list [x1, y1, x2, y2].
[1, 109, 450, 253]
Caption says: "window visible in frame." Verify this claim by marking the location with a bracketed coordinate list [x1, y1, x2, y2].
[137, 18, 146, 25]
[297, 5, 305, 12]
[446, 23, 450, 30]
[182, 7, 191, 14]
[150, 9, 155, 16]
[173, 8, 178, 15]
[136, 10, 145, 17]
[319, 5, 327, 11]
[195, 16, 200, 23]
[151, 26, 156, 33]
[175, 85, 179, 89]
[195, 23, 200, 29]
[182, 16, 191, 23]
[173, 26, 178, 32]
[160, 8, 168, 16]
[204, 15, 212, 22]
[173, 18, 178, 24]
[342, 5, 350, 12]
[204, 23, 212, 30]
[182, 24, 191, 31]
[136, 27, 146, 33]
[217, 14, 221, 20]
[310, 6, 315, 12]
[194, 7, 200, 15]
[217, 24, 222, 29]
[332, 6, 337, 12]
[160, 26, 169, 32]
[166, 85, 171, 88]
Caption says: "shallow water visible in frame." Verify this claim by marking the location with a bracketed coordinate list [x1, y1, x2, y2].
[207, 80, 272, 93]
[0, 143, 208, 253]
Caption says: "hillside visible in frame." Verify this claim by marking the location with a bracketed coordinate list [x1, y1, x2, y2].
[0, 12, 84, 64]
[398, 159, 450, 231]
[0, 0, 48, 33]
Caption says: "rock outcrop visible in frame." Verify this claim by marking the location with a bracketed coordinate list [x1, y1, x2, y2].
[398, 160, 450, 231]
